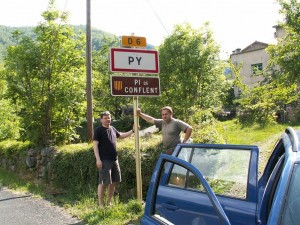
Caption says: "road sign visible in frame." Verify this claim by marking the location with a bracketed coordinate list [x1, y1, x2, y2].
[111, 75, 160, 96]
[110, 47, 159, 74]
[121, 36, 146, 48]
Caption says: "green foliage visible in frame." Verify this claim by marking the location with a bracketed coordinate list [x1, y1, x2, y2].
[236, 0, 300, 125]
[236, 81, 298, 125]
[0, 167, 44, 194]
[187, 107, 225, 144]
[51, 144, 97, 193]
[81, 198, 143, 225]
[268, 0, 300, 83]
[0, 99, 20, 140]
[50, 138, 162, 201]
[0, 140, 30, 158]
[230, 48, 299, 126]
[141, 22, 228, 118]
[2, 122, 300, 224]
[4, 2, 86, 146]
[0, 68, 20, 140]
[91, 35, 134, 120]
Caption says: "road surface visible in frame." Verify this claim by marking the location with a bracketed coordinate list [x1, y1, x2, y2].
[0, 187, 84, 225]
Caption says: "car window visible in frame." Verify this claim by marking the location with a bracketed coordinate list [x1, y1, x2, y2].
[280, 163, 300, 225]
[173, 147, 251, 199]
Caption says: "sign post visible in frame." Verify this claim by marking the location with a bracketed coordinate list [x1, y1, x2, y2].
[109, 38, 160, 202]
[133, 96, 142, 201]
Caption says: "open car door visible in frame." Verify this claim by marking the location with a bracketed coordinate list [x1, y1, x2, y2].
[141, 154, 231, 225]
[142, 144, 259, 225]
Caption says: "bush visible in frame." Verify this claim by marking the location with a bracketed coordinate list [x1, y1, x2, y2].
[187, 107, 226, 144]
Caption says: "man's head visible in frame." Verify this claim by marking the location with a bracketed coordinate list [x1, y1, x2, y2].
[160, 106, 173, 122]
[100, 111, 111, 127]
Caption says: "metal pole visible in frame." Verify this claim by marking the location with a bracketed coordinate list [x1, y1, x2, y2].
[133, 96, 142, 201]
[86, 0, 93, 141]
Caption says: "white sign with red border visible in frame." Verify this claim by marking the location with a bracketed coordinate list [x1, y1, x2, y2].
[109, 47, 159, 74]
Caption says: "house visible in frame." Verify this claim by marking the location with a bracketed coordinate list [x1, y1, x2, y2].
[229, 25, 299, 122]
[229, 41, 269, 97]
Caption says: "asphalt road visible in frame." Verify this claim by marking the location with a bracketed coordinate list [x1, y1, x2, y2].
[0, 187, 85, 225]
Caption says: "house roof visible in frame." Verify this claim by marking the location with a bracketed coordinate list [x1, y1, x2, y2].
[231, 41, 269, 55]
[241, 41, 268, 53]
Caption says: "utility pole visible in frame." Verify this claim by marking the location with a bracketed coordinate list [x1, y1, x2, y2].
[86, 0, 93, 141]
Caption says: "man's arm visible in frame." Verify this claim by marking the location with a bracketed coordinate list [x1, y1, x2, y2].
[182, 126, 193, 143]
[119, 129, 134, 139]
[137, 108, 155, 124]
[93, 140, 102, 169]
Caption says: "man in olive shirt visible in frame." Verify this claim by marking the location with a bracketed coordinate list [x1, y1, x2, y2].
[137, 106, 192, 154]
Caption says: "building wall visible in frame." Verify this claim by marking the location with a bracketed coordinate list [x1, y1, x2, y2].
[274, 25, 286, 39]
[230, 47, 269, 97]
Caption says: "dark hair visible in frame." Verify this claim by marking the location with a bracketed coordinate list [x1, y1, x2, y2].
[100, 111, 111, 118]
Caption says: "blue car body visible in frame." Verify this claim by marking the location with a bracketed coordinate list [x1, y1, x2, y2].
[141, 127, 300, 225]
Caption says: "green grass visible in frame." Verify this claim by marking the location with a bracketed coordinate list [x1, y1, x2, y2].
[218, 120, 300, 173]
[1, 120, 300, 224]
[0, 167, 143, 225]
[0, 167, 45, 195]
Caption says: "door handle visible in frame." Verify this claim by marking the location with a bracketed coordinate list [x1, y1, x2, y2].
[162, 202, 179, 211]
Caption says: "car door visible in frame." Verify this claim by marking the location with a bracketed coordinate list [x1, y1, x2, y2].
[153, 144, 259, 225]
[141, 154, 231, 225]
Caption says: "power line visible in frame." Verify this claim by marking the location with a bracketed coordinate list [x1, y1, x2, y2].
[145, 0, 170, 36]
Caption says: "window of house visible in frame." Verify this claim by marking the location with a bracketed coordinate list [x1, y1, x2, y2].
[251, 63, 263, 75]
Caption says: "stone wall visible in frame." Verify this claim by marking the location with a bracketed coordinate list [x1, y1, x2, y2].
[0, 147, 56, 185]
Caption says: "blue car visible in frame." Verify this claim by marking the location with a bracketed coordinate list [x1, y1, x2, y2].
[141, 127, 300, 225]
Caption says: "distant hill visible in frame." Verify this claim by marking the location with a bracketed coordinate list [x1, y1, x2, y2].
[0, 25, 155, 64]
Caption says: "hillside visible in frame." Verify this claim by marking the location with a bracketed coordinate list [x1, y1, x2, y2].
[0, 25, 155, 64]
[0, 25, 112, 63]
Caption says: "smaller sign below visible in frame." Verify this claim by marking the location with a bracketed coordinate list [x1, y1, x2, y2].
[111, 75, 160, 97]
[121, 36, 146, 48]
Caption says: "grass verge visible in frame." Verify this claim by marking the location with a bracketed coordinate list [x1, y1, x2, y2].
[1, 120, 299, 224]
[0, 167, 143, 225]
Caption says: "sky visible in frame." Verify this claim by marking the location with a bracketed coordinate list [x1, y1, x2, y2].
[0, 0, 283, 59]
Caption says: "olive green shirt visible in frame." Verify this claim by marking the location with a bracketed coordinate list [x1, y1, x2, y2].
[154, 118, 190, 149]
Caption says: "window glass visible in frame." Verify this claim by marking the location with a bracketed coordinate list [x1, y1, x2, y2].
[168, 147, 251, 198]
[190, 148, 250, 198]
[168, 164, 187, 188]
[177, 147, 192, 162]
[280, 163, 300, 225]
[251, 63, 263, 75]
[168, 163, 205, 191]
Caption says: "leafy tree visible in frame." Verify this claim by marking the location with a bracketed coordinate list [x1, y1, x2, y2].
[0, 66, 20, 140]
[230, 58, 298, 125]
[268, 0, 300, 83]
[230, 0, 300, 125]
[92, 36, 132, 119]
[4, 0, 86, 146]
[141, 23, 228, 119]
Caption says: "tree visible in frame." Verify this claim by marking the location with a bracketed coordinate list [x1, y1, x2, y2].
[268, 0, 300, 83]
[4, 0, 86, 146]
[141, 23, 228, 119]
[91, 35, 133, 120]
[0, 66, 20, 140]
[230, 0, 300, 125]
